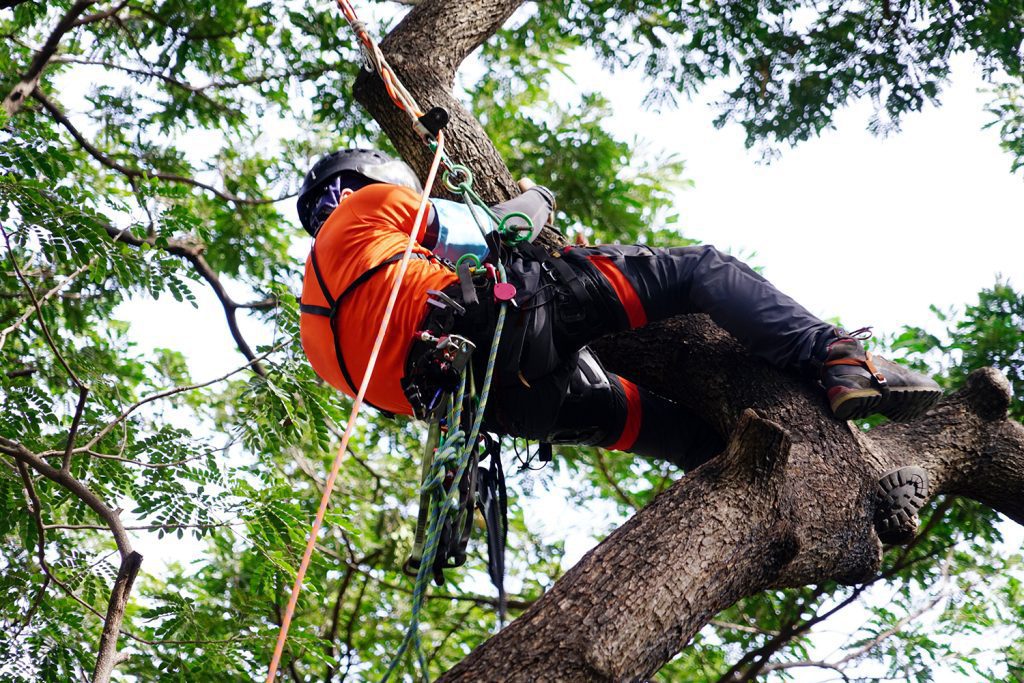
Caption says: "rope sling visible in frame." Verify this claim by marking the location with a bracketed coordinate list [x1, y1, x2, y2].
[266, 1, 533, 681]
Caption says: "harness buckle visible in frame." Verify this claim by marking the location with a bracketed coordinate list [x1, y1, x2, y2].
[435, 334, 475, 374]
[426, 288, 466, 316]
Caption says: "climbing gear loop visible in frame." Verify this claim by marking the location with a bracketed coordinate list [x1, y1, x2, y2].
[442, 164, 474, 193]
[497, 210, 535, 245]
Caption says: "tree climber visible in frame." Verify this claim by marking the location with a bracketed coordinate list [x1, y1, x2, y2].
[297, 149, 943, 474]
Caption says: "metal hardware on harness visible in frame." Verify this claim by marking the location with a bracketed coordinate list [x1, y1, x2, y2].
[426, 288, 466, 315]
[403, 333, 476, 419]
[434, 334, 475, 374]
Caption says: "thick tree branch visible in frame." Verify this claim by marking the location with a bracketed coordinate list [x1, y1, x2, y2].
[339, 2, 1024, 678]
[353, 0, 526, 200]
[2, 0, 97, 115]
[871, 368, 1024, 525]
[92, 551, 142, 683]
[443, 411, 799, 682]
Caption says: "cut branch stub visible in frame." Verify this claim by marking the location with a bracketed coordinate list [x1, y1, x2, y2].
[719, 408, 792, 488]
[962, 367, 1012, 422]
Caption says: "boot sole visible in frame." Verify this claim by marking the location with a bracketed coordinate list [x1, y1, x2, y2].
[879, 387, 943, 422]
[830, 387, 942, 422]
[830, 388, 883, 420]
[875, 466, 928, 545]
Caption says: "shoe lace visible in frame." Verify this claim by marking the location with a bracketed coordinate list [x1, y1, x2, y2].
[843, 326, 873, 341]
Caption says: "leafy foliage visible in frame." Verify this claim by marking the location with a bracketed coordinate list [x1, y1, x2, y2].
[0, 1, 1021, 682]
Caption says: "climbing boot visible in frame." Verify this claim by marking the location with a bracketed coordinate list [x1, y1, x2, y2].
[816, 329, 943, 422]
[875, 466, 928, 545]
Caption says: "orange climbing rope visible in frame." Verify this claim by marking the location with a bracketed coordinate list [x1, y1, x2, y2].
[265, 135, 445, 682]
[265, 2, 454, 678]
[337, 0, 425, 119]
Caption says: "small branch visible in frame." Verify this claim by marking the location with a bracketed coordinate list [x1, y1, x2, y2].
[1, 437, 133, 559]
[2, 0, 98, 115]
[100, 223, 270, 375]
[235, 296, 279, 311]
[5, 365, 37, 379]
[0, 258, 95, 351]
[710, 619, 779, 637]
[717, 543, 954, 683]
[14, 461, 53, 635]
[321, 567, 355, 682]
[33, 88, 278, 206]
[71, 0, 128, 27]
[759, 557, 954, 680]
[2, 226, 91, 471]
[53, 340, 283, 458]
[184, 251, 267, 376]
[15, 460, 115, 627]
[63, 388, 90, 472]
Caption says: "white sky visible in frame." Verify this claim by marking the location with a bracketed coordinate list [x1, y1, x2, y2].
[569, 52, 1024, 338]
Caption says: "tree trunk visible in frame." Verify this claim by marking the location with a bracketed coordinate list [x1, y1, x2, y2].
[351, 2, 1024, 679]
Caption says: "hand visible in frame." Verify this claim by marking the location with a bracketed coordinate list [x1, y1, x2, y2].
[517, 177, 536, 192]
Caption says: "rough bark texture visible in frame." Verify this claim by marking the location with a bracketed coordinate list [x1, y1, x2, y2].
[353, 0, 526, 201]
[92, 551, 143, 683]
[351, 1, 1024, 680]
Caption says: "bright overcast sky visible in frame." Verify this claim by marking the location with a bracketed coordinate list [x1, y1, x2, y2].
[570, 52, 1024, 340]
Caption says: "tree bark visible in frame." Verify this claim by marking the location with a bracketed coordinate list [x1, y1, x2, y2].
[92, 551, 143, 683]
[3, 0, 98, 116]
[349, 1, 1024, 680]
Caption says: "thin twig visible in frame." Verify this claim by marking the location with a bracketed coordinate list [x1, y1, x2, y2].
[593, 449, 639, 510]
[50, 54, 336, 94]
[0, 258, 95, 350]
[74, 449, 209, 469]
[32, 88, 279, 206]
[44, 340, 284, 458]
[1, 225, 91, 472]
[44, 520, 243, 532]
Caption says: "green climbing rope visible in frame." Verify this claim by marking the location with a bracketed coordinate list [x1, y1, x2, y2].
[381, 263, 510, 683]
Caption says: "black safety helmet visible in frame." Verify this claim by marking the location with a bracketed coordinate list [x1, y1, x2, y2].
[296, 149, 423, 236]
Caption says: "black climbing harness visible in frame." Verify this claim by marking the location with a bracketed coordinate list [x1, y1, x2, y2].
[299, 244, 433, 415]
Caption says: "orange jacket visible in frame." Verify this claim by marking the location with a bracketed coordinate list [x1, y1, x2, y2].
[299, 184, 457, 415]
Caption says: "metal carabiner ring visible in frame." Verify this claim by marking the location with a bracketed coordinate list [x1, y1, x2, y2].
[443, 165, 474, 193]
[497, 211, 534, 246]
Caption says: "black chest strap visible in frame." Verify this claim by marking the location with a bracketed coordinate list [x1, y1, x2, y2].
[300, 245, 430, 415]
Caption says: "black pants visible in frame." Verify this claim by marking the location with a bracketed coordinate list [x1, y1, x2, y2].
[457, 243, 834, 471]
